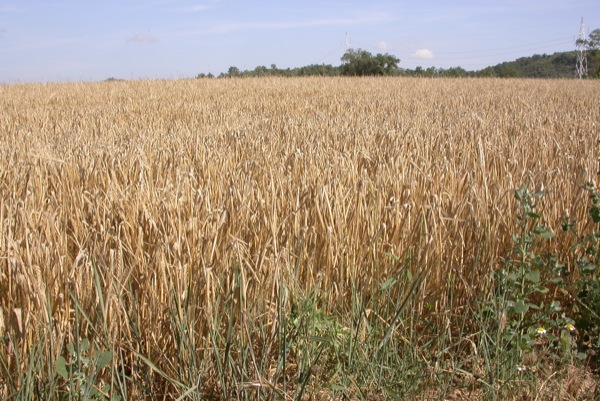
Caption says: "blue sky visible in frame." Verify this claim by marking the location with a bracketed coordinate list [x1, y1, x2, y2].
[0, 0, 597, 82]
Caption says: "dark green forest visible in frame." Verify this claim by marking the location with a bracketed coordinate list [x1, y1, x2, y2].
[475, 51, 600, 78]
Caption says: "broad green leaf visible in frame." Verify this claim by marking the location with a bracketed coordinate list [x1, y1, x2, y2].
[55, 356, 68, 379]
[580, 261, 596, 273]
[96, 350, 113, 369]
[513, 301, 529, 314]
[525, 270, 540, 283]
[79, 339, 90, 353]
[539, 230, 555, 239]
[589, 206, 600, 223]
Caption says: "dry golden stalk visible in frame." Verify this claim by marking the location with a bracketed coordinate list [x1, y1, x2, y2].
[0, 77, 598, 395]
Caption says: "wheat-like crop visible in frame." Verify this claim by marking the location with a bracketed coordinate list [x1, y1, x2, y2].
[0, 77, 598, 399]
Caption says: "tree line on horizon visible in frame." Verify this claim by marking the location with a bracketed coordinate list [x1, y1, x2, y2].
[196, 28, 600, 80]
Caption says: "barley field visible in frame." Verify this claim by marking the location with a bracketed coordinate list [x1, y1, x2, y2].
[0, 77, 599, 400]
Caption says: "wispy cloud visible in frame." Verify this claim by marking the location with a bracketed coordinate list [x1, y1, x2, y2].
[378, 41, 389, 51]
[0, 5, 24, 13]
[127, 33, 159, 44]
[193, 13, 393, 35]
[413, 49, 434, 59]
[182, 4, 211, 13]
[147, 0, 214, 13]
[6, 36, 87, 52]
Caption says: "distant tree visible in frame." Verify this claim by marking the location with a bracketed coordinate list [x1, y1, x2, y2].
[375, 53, 401, 75]
[227, 66, 241, 78]
[424, 66, 438, 77]
[477, 67, 496, 77]
[340, 49, 373, 76]
[444, 66, 468, 77]
[340, 48, 400, 76]
[495, 63, 520, 78]
[298, 64, 340, 76]
[588, 29, 600, 49]
[552, 52, 574, 66]
[253, 65, 269, 77]
[576, 28, 600, 78]
[577, 28, 600, 50]
[587, 29, 600, 78]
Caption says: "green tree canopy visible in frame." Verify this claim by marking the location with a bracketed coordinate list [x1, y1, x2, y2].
[588, 29, 600, 49]
[576, 28, 600, 50]
[227, 66, 241, 77]
[340, 48, 400, 76]
[586, 29, 600, 78]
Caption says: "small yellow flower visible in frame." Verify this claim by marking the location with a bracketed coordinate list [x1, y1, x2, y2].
[536, 327, 547, 335]
[565, 324, 575, 332]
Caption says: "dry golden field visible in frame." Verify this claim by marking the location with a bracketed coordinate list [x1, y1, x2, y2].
[0, 77, 599, 399]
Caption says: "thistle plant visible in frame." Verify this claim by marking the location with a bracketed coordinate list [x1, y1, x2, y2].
[55, 338, 115, 401]
[562, 180, 600, 357]
[493, 185, 574, 369]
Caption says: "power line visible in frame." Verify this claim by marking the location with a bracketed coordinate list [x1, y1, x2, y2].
[353, 36, 573, 55]
[429, 41, 574, 61]
[351, 35, 574, 58]
[431, 37, 574, 55]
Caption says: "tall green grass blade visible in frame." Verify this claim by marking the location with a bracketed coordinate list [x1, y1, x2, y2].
[378, 270, 425, 351]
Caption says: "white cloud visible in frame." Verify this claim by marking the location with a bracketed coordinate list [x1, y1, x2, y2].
[378, 41, 389, 51]
[127, 33, 159, 44]
[186, 5, 211, 12]
[413, 49, 434, 59]
[0, 5, 23, 13]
